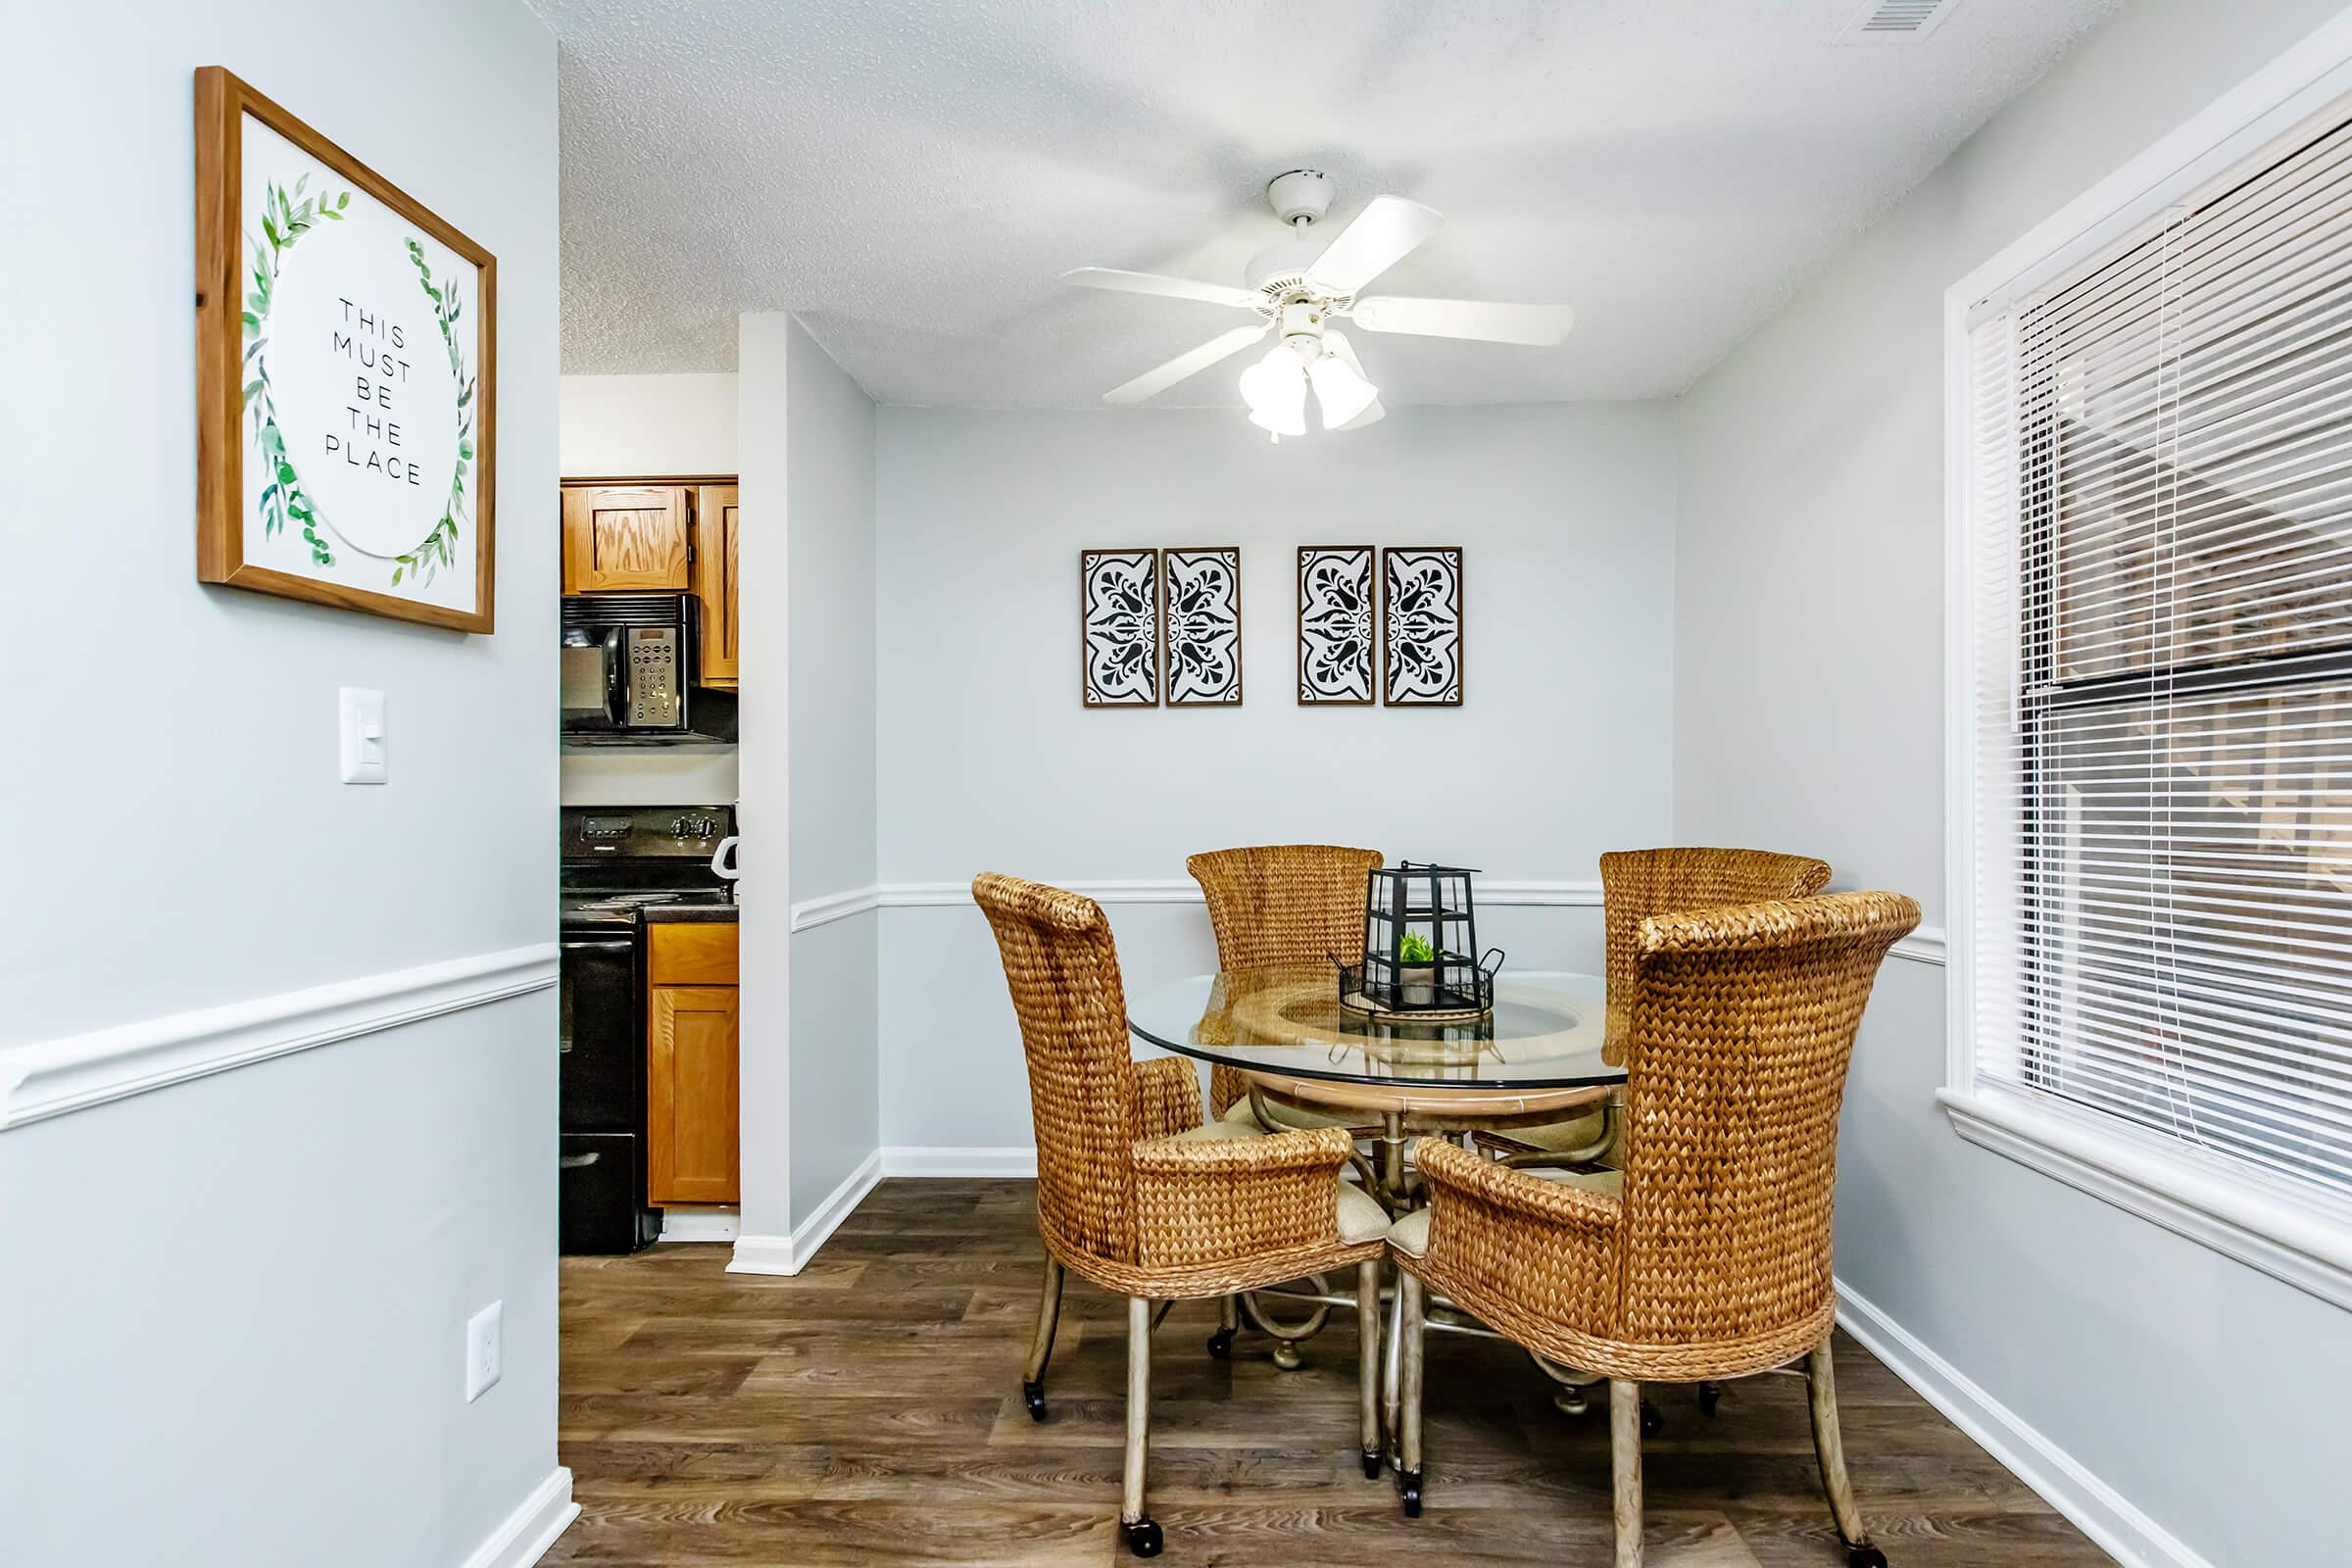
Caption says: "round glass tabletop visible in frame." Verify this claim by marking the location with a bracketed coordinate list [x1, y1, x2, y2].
[1126, 965, 1625, 1091]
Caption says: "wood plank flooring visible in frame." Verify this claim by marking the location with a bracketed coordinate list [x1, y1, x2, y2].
[548, 1179, 2116, 1567]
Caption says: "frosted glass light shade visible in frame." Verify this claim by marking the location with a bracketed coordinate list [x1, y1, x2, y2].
[1240, 345, 1306, 436]
[1306, 350, 1378, 428]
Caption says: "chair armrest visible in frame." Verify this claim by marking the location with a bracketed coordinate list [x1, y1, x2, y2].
[1130, 1054, 1205, 1142]
[1130, 1126, 1355, 1271]
[1409, 1137, 1622, 1338]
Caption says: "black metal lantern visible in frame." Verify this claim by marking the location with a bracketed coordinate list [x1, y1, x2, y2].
[1342, 860, 1500, 1018]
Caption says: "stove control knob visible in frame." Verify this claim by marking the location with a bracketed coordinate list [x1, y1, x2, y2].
[668, 815, 691, 838]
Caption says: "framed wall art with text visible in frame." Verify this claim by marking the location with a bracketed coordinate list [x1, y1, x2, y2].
[195, 67, 498, 632]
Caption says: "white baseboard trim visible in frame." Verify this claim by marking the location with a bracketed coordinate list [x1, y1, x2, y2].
[458, 1466, 577, 1568]
[880, 1145, 1038, 1178]
[1834, 1280, 2212, 1568]
[0, 944, 558, 1132]
[727, 1148, 883, 1275]
[874, 878, 1601, 910]
[790, 884, 882, 931]
[659, 1205, 741, 1243]
[725, 1233, 800, 1275]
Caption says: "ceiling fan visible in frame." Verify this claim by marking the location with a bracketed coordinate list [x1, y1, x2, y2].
[1065, 169, 1575, 437]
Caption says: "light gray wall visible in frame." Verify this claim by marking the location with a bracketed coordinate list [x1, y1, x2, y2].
[874, 405, 1676, 1150]
[0, 0, 561, 1563]
[1673, 2, 2352, 1562]
[559, 371, 740, 477]
[784, 318, 880, 1225]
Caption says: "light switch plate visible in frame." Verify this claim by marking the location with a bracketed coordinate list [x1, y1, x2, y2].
[339, 687, 387, 784]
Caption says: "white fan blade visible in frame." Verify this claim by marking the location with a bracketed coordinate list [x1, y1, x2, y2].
[1305, 195, 1443, 295]
[1324, 331, 1386, 429]
[1349, 295, 1575, 346]
[1103, 323, 1271, 406]
[1064, 267, 1264, 310]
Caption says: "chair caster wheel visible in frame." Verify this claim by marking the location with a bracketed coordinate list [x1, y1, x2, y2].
[1847, 1547, 1887, 1568]
[1021, 1380, 1048, 1422]
[1362, 1451, 1382, 1479]
[1697, 1381, 1722, 1417]
[1205, 1326, 1235, 1360]
[1398, 1468, 1423, 1518]
[1641, 1399, 1663, 1438]
[1121, 1518, 1163, 1557]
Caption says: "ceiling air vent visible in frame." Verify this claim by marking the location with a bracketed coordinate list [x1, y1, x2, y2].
[1834, 0, 1958, 44]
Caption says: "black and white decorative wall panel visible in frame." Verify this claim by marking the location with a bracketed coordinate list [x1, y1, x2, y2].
[1161, 547, 1244, 706]
[1079, 548, 1160, 707]
[1382, 547, 1464, 707]
[1297, 546, 1376, 705]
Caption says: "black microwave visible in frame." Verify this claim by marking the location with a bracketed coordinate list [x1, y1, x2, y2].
[561, 593, 737, 744]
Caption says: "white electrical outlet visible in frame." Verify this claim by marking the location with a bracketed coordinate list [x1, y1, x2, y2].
[466, 1300, 503, 1403]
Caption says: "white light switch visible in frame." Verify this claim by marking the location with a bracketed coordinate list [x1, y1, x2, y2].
[339, 687, 387, 784]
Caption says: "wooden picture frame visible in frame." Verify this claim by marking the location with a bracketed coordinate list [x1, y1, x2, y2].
[1161, 547, 1244, 707]
[1079, 548, 1161, 707]
[195, 67, 498, 632]
[1297, 545, 1376, 705]
[1382, 547, 1465, 707]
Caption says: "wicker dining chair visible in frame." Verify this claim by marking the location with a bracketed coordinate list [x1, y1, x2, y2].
[1186, 844, 1385, 1126]
[1387, 890, 1920, 1568]
[974, 872, 1392, 1557]
[1485, 847, 1834, 1168]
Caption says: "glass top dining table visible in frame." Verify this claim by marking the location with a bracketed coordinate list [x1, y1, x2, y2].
[1125, 964, 1626, 1112]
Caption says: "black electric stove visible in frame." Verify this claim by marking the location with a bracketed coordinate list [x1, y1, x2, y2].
[559, 805, 735, 1253]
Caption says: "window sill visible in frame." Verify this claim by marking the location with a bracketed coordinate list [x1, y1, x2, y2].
[1937, 1086, 2352, 1313]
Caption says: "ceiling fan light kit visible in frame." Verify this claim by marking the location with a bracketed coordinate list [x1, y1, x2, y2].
[1064, 170, 1576, 438]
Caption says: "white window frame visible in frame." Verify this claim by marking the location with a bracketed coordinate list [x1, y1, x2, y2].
[1942, 10, 2352, 1313]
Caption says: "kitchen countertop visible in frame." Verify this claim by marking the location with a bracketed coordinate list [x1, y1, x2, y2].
[642, 904, 740, 924]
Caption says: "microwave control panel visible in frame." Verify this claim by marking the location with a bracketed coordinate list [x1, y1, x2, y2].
[625, 626, 679, 726]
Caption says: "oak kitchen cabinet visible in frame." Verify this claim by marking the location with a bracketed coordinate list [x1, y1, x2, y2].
[561, 484, 691, 592]
[646, 922, 739, 1204]
[561, 479, 740, 689]
[693, 484, 740, 686]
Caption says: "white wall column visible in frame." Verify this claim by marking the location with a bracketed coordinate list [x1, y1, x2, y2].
[729, 314, 882, 1275]
[729, 313, 797, 1271]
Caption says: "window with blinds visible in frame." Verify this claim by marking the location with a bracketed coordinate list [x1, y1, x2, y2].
[1963, 98, 2352, 1206]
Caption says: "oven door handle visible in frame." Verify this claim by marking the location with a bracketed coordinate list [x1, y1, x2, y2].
[560, 1152, 602, 1169]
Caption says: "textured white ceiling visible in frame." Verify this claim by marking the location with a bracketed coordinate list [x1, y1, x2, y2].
[535, 0, 2119, 405]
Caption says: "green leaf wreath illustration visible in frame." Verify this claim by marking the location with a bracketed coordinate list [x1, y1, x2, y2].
[241, 175, 349, 566]
[394, 236, 474, 589]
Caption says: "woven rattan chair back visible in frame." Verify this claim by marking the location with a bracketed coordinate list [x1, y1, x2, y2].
[1597, 848, 1832, 1066]
[1187, 844, 1384, 1115]
[973, 871, 1143, 1267]
[1615, 891, 1919, 1348]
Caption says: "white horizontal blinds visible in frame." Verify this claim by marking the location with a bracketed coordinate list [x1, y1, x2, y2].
[1973, 99, 2352, 1201]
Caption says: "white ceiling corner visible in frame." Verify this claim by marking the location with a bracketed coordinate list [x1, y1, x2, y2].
[535, 0, 2120, 407]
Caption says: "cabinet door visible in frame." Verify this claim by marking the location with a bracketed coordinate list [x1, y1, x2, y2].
[563, 485, 690, 593]
[694, 484, 740, 684]
[647, 984, 739, 1203]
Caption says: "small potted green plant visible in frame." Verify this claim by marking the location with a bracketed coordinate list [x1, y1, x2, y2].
[1396, 929, 1439, 1005]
